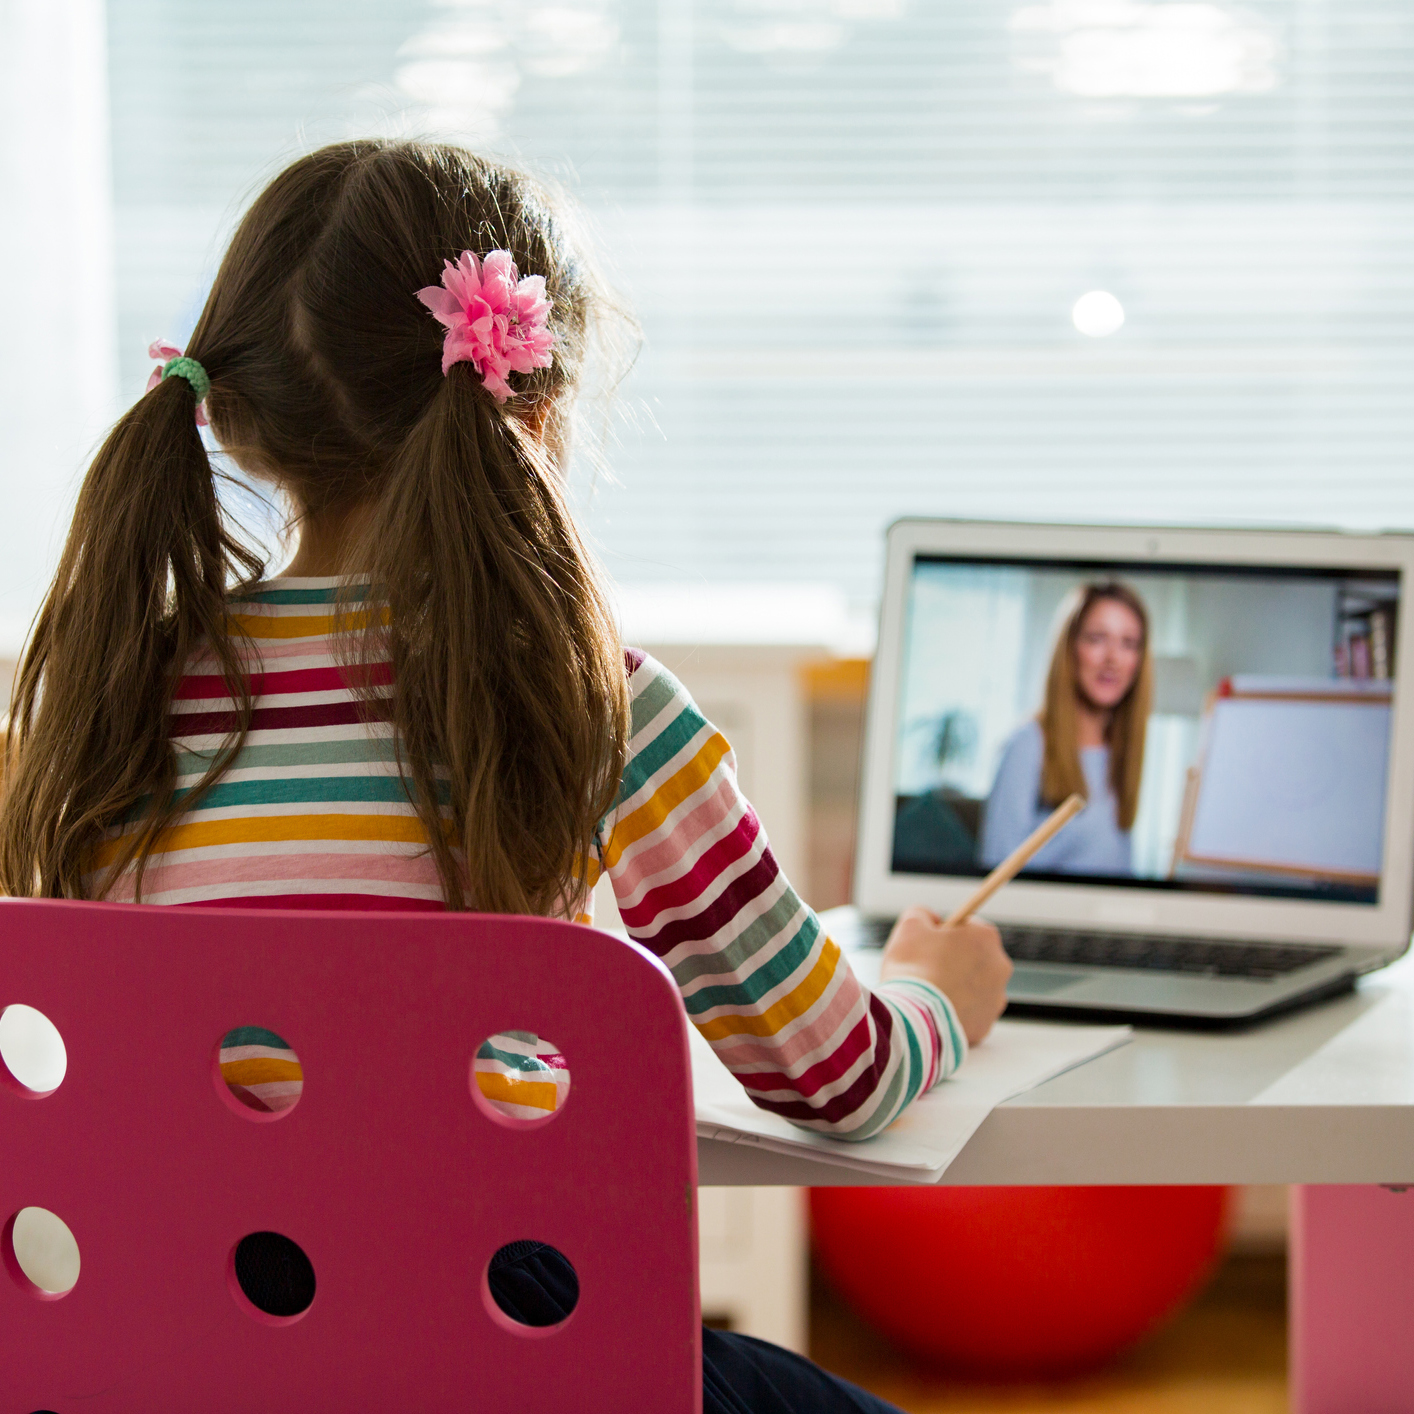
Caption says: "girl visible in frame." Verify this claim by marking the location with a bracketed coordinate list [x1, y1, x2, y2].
[1, 140, 1010, 1412]
[980, 581, 1153, 876]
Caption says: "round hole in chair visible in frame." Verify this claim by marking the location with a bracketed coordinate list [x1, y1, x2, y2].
[484, 1240, 579, 1331]
[470, 1031, 570, 1128]
[3, 1207, 80, 1299]
[0, 1005, 67, 1096]
[229, 1231, 316, 1324]
[212, 1026, 303, 1120]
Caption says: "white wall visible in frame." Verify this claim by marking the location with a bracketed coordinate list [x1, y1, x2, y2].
[0, 0, 120, 656]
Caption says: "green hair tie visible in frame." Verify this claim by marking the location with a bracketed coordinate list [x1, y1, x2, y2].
[161, 356, 211, 403]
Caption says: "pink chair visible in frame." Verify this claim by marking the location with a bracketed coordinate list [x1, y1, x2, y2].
[0, 898, 701, 1412]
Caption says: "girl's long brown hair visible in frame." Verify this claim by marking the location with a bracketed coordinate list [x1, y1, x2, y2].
[1039, 581, 1152, 831]
[1, 140, 629, 916]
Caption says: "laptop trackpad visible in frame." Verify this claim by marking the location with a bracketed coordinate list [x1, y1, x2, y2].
[1008, 968, 1086, 996]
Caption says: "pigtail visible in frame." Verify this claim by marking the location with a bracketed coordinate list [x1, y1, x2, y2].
[0, 370, 263, 898]
[350, 369, 629, 916]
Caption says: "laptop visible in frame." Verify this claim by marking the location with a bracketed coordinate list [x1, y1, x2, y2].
[842, 520, 1414, 1024]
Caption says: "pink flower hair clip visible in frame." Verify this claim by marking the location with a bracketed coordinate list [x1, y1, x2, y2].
[146, 340, 210, 426]
[415, 250, 556, 404]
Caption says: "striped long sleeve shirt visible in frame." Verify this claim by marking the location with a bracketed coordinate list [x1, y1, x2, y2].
[97, 579, 965, 1138]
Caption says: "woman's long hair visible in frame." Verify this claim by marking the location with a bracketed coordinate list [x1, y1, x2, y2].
[1038, 581, 1152, 831]
[1, 140, 629, 916]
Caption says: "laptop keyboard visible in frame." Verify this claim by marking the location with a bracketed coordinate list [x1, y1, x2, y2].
[855, 918, 1340, 980]
[999, 927, 1339, 979]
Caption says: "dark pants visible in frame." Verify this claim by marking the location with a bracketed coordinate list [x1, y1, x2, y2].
[489, 1241, 904, 1414]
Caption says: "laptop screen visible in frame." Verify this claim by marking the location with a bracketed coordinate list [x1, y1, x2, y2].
[892, 556, 1400, 906]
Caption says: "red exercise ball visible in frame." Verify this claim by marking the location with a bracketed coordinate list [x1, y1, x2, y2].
[810, 1185, 1230, 1377]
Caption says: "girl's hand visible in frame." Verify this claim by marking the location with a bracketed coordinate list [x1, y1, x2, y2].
[878, 906, 1012, 1047]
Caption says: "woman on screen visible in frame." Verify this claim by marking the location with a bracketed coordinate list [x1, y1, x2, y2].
[979, 581, 1153, 876]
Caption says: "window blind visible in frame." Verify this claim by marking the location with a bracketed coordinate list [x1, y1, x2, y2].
[105, 0, 1414, 612]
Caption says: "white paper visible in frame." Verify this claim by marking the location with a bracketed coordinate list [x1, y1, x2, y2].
[693, 1018, 1131, 1183]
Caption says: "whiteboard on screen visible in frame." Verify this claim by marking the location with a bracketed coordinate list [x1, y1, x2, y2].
[1184, 697, 1392, 878]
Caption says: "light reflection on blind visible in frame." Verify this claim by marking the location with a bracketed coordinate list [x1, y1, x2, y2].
[107, 0, 1414, 608]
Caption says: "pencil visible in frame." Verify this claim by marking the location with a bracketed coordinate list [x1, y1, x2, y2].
[944, 793, 1086, 926]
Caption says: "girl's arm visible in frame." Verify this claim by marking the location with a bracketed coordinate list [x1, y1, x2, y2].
[592, 650, 966, 1141]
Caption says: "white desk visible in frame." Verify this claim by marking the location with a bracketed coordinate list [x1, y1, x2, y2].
[697, 913, 1414, 1414]
[701, 921, 1414, 1187]
[700, 946, 1414, 1186]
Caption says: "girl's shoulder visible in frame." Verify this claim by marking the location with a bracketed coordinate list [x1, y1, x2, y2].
[622, 646, 704, 735]
[614, 647, 728, 806]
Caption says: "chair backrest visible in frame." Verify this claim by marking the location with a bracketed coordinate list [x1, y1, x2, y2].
[0, 899, 701, 1412]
